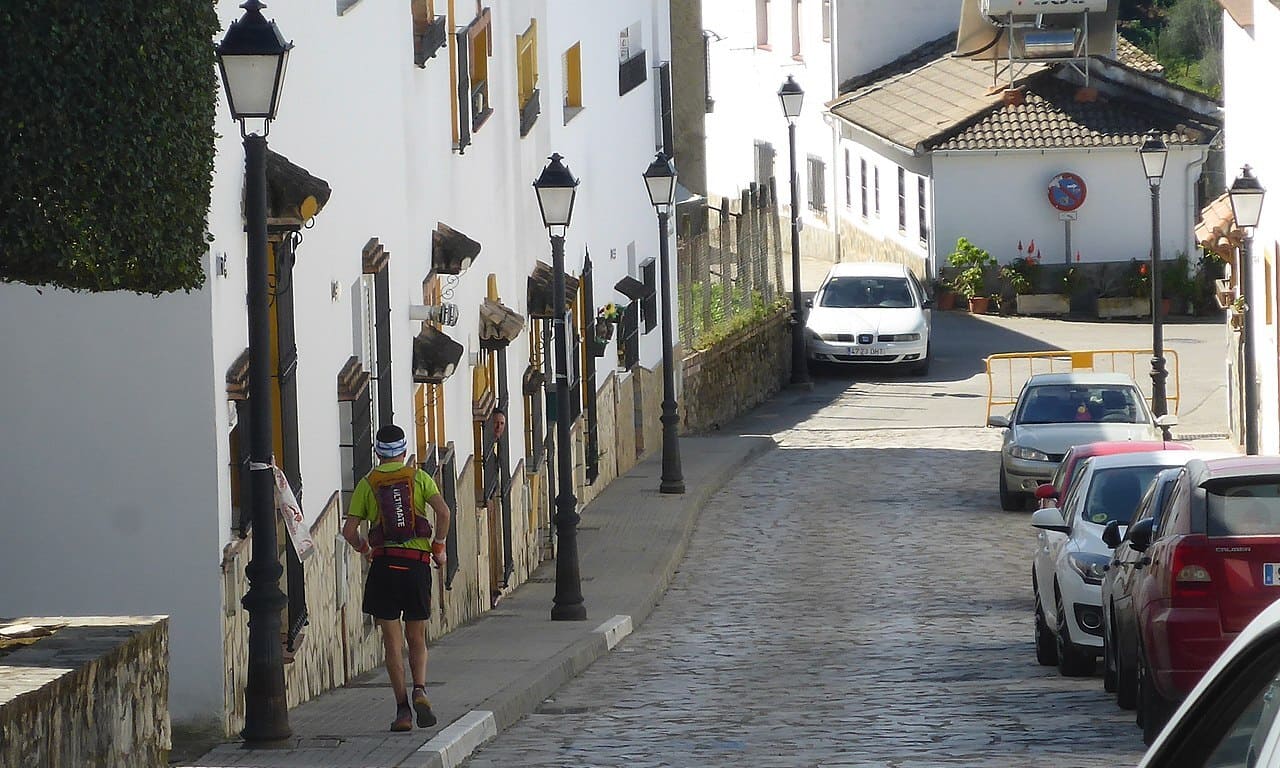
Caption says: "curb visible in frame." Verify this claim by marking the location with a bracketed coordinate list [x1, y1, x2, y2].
[408, 437, 775, 768]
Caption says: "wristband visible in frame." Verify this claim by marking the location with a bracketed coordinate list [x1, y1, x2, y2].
[356, 540, 370, 554]
[431, 540, 446, 556]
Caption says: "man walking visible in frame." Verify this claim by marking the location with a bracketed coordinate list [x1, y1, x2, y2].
[342, 425, 452, 732]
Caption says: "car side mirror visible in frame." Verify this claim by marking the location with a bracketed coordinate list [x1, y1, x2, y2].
[987, 414, 1011, 428]
[1031, 506, 1070, 534]
[804, 297, 813, 308]
[922, 298, 934, 309]
[1155, 414, 1179, 429]
[1102, 520, 1122, 549]
[1035, 484, 1058, 501]
[1128, 518, 1155, 552]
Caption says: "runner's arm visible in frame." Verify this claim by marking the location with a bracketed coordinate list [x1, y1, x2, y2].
[427, 493, 451, 542]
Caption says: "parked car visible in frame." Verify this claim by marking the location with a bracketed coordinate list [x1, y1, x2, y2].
[1031, 451, 1199, 679]
[803, 262, 931, 374]
[1101, 467, 1183, 711]
[989, 372, 1177, 511]
[1138, 598, 1280, 767]
[1123, 456, 1280, 745]
[1036, 440, 1191, 509]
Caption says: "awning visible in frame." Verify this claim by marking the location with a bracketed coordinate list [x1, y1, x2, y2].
[527, 261, 580, 318]
[412, 326, 464, 384]
[432, 223, 481, 275]
[479, 298, 525, 349]
[1196, 192, 1242, 260]
[266, 150, 331, 228]
[614, 275, 652, 302]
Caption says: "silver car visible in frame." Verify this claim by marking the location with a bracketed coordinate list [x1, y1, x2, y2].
[987, 372, 1177, 511]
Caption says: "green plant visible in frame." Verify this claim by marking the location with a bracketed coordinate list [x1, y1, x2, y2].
[1, 1, 219, 294]
[946, 237, 996, 299]
[1127, 259, 1152, 298]
[1000, 255, 1040, 295]
[1161, 253, 1195, 304]
[1062, 266, 1086, 295]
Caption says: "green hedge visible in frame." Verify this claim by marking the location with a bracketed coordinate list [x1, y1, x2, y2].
[1, 1, 218, 294]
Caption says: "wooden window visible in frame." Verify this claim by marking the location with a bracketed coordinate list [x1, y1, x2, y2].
[337, 357, 373, 512]
[618, 302, 640, 370]
[411, 0, 446, 66]
[756, 0, 770, 48]
[860, 158, 868, 218]
[897, 167, 907, 232]
[807, 155, 826, 213]
[843, 149, 851, 209]
[454, 6, 493, 150]
[874, 166, 881, 216]
[791, 0, 802, 58]
[656, 62, 674, 155]
[918, 177, 929, 245]
[821, 0, 831, 41]
[619, 22, 647, 96]
[361, 244, 393, 426]
[563, 42, 583, 122]
[517, 20, 539, 136]
[524, 321, 545, 472]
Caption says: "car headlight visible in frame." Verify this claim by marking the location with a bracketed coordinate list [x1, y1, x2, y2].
[878, 333, 921, 342]
[1008, 445, 1051, 462]
[1067, 552, 1110, 585]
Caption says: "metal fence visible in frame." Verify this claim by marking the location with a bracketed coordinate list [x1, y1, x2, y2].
[674, 181, 789, 350]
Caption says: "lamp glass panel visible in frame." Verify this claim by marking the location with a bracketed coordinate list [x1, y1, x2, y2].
[1231, 190, 1266, 229]
[1140, 148, 1168, 183]
[779, 91, 803, 118]
[219, 54, 284, 118]
[537, 186, 576, 227]
[645, 175, 676, 208]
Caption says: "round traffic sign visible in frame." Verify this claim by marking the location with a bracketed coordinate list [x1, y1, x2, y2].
[1047, 172, 1087, 212]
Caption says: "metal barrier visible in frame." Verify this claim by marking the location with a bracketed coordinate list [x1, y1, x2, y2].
[985, 349, 1181, 422]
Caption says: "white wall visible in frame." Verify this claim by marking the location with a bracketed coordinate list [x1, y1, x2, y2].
[837, 136, 933, 263]
[1223, 2, 1280, 452]
[0, 284, 225, 720]
[932, 148, 1205, 271]
[834, 0, 963, 84]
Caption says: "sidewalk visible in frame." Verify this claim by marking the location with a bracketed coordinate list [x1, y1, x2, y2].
[182, 433, 773, 768]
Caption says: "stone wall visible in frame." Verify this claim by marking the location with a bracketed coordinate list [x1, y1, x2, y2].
[0, 616, 169, 767]
[839, 217, 927, 276]
[681, 307, 791, 433]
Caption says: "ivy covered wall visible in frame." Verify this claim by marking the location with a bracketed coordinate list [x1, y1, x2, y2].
[0, 1, 219, 294]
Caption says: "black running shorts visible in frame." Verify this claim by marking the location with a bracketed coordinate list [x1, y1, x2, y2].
[362, 557, 432, 621]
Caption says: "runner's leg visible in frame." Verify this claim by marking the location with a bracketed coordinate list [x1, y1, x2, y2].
[379, 619, 408, 704]
[405, 619, 428, 688]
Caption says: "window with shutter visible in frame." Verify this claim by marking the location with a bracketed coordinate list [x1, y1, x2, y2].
[517, 20, 539, 136]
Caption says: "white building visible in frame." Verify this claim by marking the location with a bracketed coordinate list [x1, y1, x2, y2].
[828, 28, 1222, 285]
[1213, 0, 1280, 451]
[0, 0, 676, 733]
[697, 0, 962, 263]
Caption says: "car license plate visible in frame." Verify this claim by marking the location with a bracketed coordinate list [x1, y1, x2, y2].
[1265, 564, 1280, 586]
[848, 346, 887, 356]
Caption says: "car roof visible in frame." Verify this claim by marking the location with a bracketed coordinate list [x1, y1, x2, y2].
[1069, 441, 1192, 459]
[1185, 455, 1280, 483]
[1087, 451, 1219, 471]
[824, 262, 912, 279]
[1025, 372, 1139, 386]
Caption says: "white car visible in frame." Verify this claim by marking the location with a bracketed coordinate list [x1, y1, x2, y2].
[1031, 451, 1211, 678]
[1140, 598, 1280, 767]
[803, 262, 931, 374]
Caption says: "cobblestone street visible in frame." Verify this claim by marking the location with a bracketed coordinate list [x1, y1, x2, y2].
[461, 425, 1142, 767]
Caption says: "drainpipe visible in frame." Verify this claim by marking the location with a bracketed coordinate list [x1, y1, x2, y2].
[828, 0, 843, 264]
[1184, 147, 1208, 259]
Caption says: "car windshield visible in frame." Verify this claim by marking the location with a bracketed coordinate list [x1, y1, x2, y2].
[1082, 466, 1166, 525]
[1207, 482, 1280, 537]
[819, 277, 915, 309]
[1017, 384, 1148, 425]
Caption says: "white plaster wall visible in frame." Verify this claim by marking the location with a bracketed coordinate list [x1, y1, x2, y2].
[834, 0, 964, 84]
[703, 0, 834, 234]
[837, 136, 932, 263]
[1223, 3, 1280, 452]
[0, 284, 224, 721]
[932, 148, 1205, 272]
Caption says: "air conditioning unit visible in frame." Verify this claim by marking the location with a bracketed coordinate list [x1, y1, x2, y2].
[980, 0, 1107, 15]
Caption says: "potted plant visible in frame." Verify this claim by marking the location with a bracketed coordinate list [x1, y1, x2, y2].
[594, 303, 620, 343]
[1097, 259, 1151, 319]
[1160, 254, 1195, 317]
[947, 237, 997, 314]
[929, 276, 956, 311]
[1004, 253, 1070, 316]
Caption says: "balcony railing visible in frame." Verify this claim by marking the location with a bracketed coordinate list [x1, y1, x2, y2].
[519, 88, 540, 137]
[414, 15, 447, 67]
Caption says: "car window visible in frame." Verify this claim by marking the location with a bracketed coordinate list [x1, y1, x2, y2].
[819, 277, 915, 309]
[1050, 453, 1073, 495]
[1082, 466, 1165, 525]
[1130, 480, 1160, 533]
[1207, 482, 1280, 537]
[1015, 384, 1147, 425]
[1061, 460, 1091, 525]
[1183, 648, 1280, 767]
[1157, 474, 1190, 538]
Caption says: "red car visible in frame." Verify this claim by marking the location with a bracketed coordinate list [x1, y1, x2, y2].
[1036, 440, 1192, 509]
[1126, 456, 1280, 744]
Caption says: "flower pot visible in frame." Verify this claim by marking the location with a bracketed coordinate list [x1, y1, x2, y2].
[967, 296, 990, 314]
[1096, 297, 1150, 320]
[1160, 297, 1172, 317]
[1015, 293, 1070, 316]
[593, 317, 614, 343]
[935, 291, 956, 311]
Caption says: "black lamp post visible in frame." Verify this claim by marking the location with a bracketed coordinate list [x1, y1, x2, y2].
[1139, 131, 1171, 439]
[1229, 165, 1267, 455]
[533, 154, 587, 621]
[778, 76, 810, 387]
[643, 153, 686, 495]
[216, 0, 293, 745]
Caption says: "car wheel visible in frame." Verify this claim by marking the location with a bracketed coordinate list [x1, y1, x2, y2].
[1138, 643, 1171, 745]
[1102, 614, 1118, 693]
[999, 467, 1024, 511]
[910, 344, 930, 376]
[1055, 588, 1095, 677]
[1034, 590, 1058, 666]
[1115, 617, 1138, 710]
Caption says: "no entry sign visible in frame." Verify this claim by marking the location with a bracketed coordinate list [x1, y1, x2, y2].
[1047, 172, 1087, 212]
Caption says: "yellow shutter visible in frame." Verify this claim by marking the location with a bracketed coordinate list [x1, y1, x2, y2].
[563, 43, 582, 109]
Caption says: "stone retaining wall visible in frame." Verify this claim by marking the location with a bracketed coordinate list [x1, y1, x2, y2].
[0, 616, 169, 767]
[681, 307, 791, 433]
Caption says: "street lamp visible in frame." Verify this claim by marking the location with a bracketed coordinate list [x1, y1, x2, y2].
[643, 153, 685, 495]
[778, 76, 810, 386]
[1229, 165, 1267, 455]
[1139, 131, 1171, 439]
[532, 154, 587, 621]
[216, 0, 293, 745]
